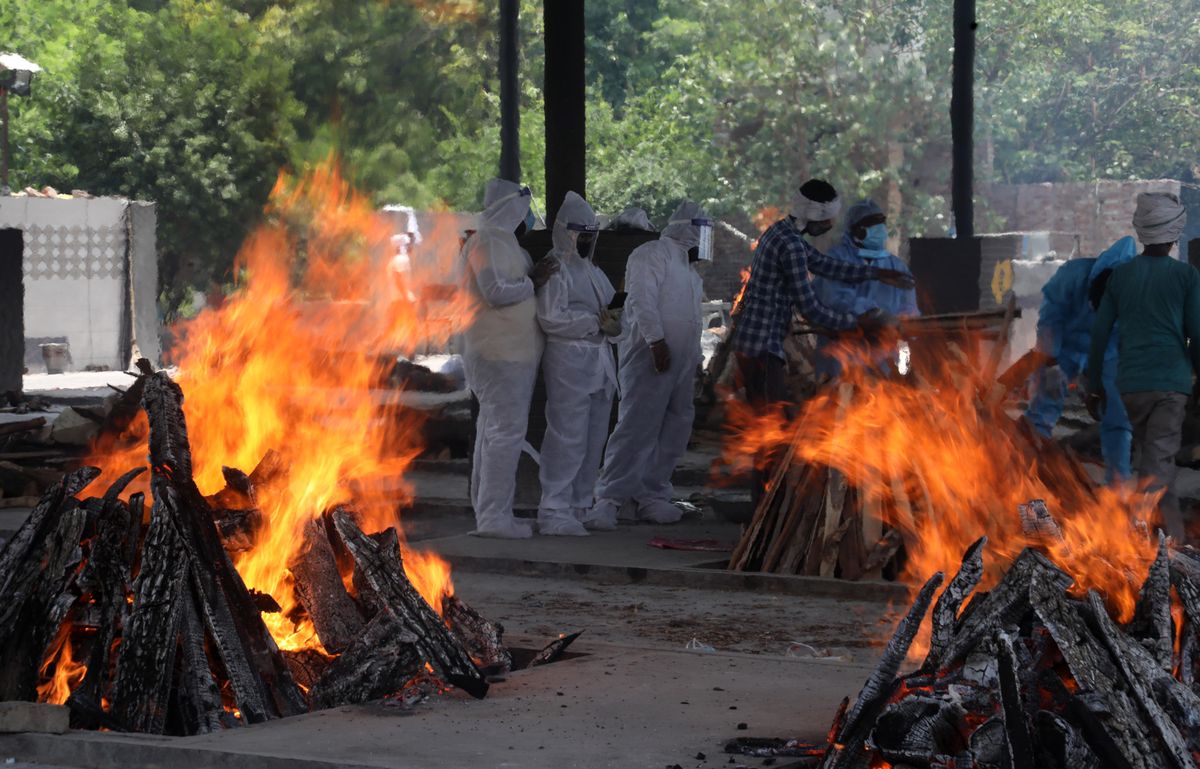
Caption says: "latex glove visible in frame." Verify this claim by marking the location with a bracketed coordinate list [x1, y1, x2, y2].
[598, 308, 623, 337]
[1085, 391, 1105, 422]
[873, 268, 916, 289]
[529, 257, 560, 289]
[650, 339, 671, 373]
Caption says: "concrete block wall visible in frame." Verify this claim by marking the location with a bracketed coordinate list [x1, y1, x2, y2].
[983, 180, 1182, 257]
[0, 196, 159, 373]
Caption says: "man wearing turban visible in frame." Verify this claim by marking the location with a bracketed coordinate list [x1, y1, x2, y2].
[1088, 191, 1198, 540]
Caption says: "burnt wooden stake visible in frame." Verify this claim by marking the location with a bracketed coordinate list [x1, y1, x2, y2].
[443, 594, 513, 674]
[1128, 532, 1173, 672]
[308, 608, 423, 710]
[995, 630, 1036, 769]
[922, 535, 986, 673]
[288, 517, 364, 655]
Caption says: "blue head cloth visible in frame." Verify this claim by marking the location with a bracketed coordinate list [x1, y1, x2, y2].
[842, 199, 888, 258]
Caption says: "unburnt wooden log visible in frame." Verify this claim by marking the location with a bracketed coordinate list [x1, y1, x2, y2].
[443, 594, 512, 674]
[1127, 533, 1172, 673]
[822, 571, 944, 769]
[141, 369, 307, 723]
[111, 501, 189, 734]
[308, 608, 423, 710]
[1028, 572, 1164, 769]
[922, 535, 986, 674]
[331, 511, 488, 699]
[288, 517, 364, 655]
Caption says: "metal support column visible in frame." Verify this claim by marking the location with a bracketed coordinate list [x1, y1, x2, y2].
[951, 0, 976, 239]
[543, 0, 586, 227]
[498, 0, 520, 183]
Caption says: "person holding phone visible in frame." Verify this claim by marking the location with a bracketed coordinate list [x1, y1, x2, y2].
[589, 201, 712, 528]
[534, 192, 623, 535]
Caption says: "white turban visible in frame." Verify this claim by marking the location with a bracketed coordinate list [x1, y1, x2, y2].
[790, 190, 841, 231]
[1132, 192, 1187, 245]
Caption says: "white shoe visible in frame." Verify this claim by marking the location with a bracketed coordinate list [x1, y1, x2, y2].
[637, 499, 683, 524]
[537, 508, 590, 536]
[471, 517, 535, 539]
[579, 505, 617, 531]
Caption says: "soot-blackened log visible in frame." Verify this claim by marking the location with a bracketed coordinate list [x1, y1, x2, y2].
[922, 535, 986, 673]
[995, 631, 1036, 769]
[282, 648, 332, 692]
[1035, 710, 1101, 769]
[1041, 672, 1137, 769]
[112, 503, 189, 734]
[443, 594, 512, 674]
[1128, 533, 1172, 672]
[308, 608, 423, 710]
[175, 587, 224, 735]
[823, 571, 944, 769]
[331, 511, 488, 699]
[142, 369, 307, 723]
[968, 717, 1011, 769]
[529, 630, 583, 667]
[1084, 591, 1194, 769]
[940, 548, 1070, 668]
[867, 695, 966, 765]
[1028, 573, 1162, 769]
[289, 517, 364, 655]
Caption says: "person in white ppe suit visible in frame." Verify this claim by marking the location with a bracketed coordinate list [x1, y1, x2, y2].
[535, 192, 624, 535]
[462, 179, 559, 538]
[588, 201, 712, 528]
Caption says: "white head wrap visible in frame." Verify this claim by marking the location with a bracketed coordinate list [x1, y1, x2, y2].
[551, 191, 598, 255]
[662, 200, 708, 249]
[1132, 192, 1187, 245]
[790, 188, 842, 231]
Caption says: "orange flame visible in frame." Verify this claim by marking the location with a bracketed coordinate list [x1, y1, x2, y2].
[725, 339, 1158, 621]
[731, 267, 752, 316]
[37, 628, 87, 705]
[88, 158, 474, 649]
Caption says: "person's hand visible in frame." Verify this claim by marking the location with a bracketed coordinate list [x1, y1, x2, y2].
[1085, 390, 1105, 421]
[650, 339, 671, 373]
[598, 308, 623, 337]
[529, 257, 560, 289]
[874, 268, 916, 289]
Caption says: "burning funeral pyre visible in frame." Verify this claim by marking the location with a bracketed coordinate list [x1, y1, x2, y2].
[0, 161, 575, 734]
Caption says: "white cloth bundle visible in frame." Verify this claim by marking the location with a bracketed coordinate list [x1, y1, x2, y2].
[790, 191, 841, 231]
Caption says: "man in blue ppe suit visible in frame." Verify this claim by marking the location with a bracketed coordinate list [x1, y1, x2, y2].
[812, 199, 919, 375]
[1026, 236, 1137, 483]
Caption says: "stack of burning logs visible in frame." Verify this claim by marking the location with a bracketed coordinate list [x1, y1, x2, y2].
[735, 535, 1200, 768]
[0, 363, 527, 735]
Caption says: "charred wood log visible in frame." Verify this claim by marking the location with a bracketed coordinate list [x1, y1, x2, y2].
[823, 571, 944, 769]
[211, 508, 262, 552]
[968, 716, 1011, 769]
[995, 631, 1035, 769]
[1040, 672, 1137, 769]
[141, 368, 307, 722]
[111, 502, 189, 734]
[1028, 572, 1164, 769]
[940, 548, 1070, 669]
[282, 649, 333, 693]
[331, 511, 488, 699]
[922, 535, 987, 673]
[175, 587, 225, 736]
[529, 630, 583, 667]
[308, 608, 423, 710]
[867, 695, 967, 765]
[1127, 533, 1172, 673]
[443, 594, 512, 674]
[288, 517, 364, 655]
[1034, 710, 1100, 769]
[1083, 591, 1195, 769]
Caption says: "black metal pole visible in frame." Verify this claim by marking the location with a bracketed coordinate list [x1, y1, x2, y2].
[498, 0, 520, 183]
[543, 0, 586, 227]
[951, 0, 975, 239]
[1, 88, 9, 195]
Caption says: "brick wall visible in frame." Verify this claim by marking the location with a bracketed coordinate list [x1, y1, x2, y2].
[983, 179, 1182, 257]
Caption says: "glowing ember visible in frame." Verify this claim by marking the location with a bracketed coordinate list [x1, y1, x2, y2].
[724, 341, 1158, 620]
[87, 159, 474, 650]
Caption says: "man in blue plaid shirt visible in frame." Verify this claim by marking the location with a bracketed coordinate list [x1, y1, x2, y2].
[732, 179, 915, 406]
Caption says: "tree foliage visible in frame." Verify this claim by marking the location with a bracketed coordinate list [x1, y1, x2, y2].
[3, 0, 1197, 312]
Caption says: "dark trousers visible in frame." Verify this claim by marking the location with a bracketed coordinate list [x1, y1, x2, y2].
[735, 352, 789, 509]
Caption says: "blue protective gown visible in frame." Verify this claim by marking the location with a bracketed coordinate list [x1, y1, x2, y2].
[1024, 237, 1136, 482]
[812, 233, 919, 376]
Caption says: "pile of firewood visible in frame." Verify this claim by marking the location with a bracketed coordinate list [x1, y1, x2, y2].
[0, 362, 531, 735]
[813, 535, 1200, 768]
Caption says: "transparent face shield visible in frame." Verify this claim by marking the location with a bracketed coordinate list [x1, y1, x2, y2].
[566, 221, 601, 259]
[668, 217, 715, 262]
[489, 185, 536, 231]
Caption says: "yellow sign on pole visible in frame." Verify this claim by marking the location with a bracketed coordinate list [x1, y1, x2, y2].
[991, 260, 1013, 304]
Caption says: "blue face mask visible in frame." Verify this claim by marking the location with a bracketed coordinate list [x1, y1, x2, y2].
[860, 223, 888, 251]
